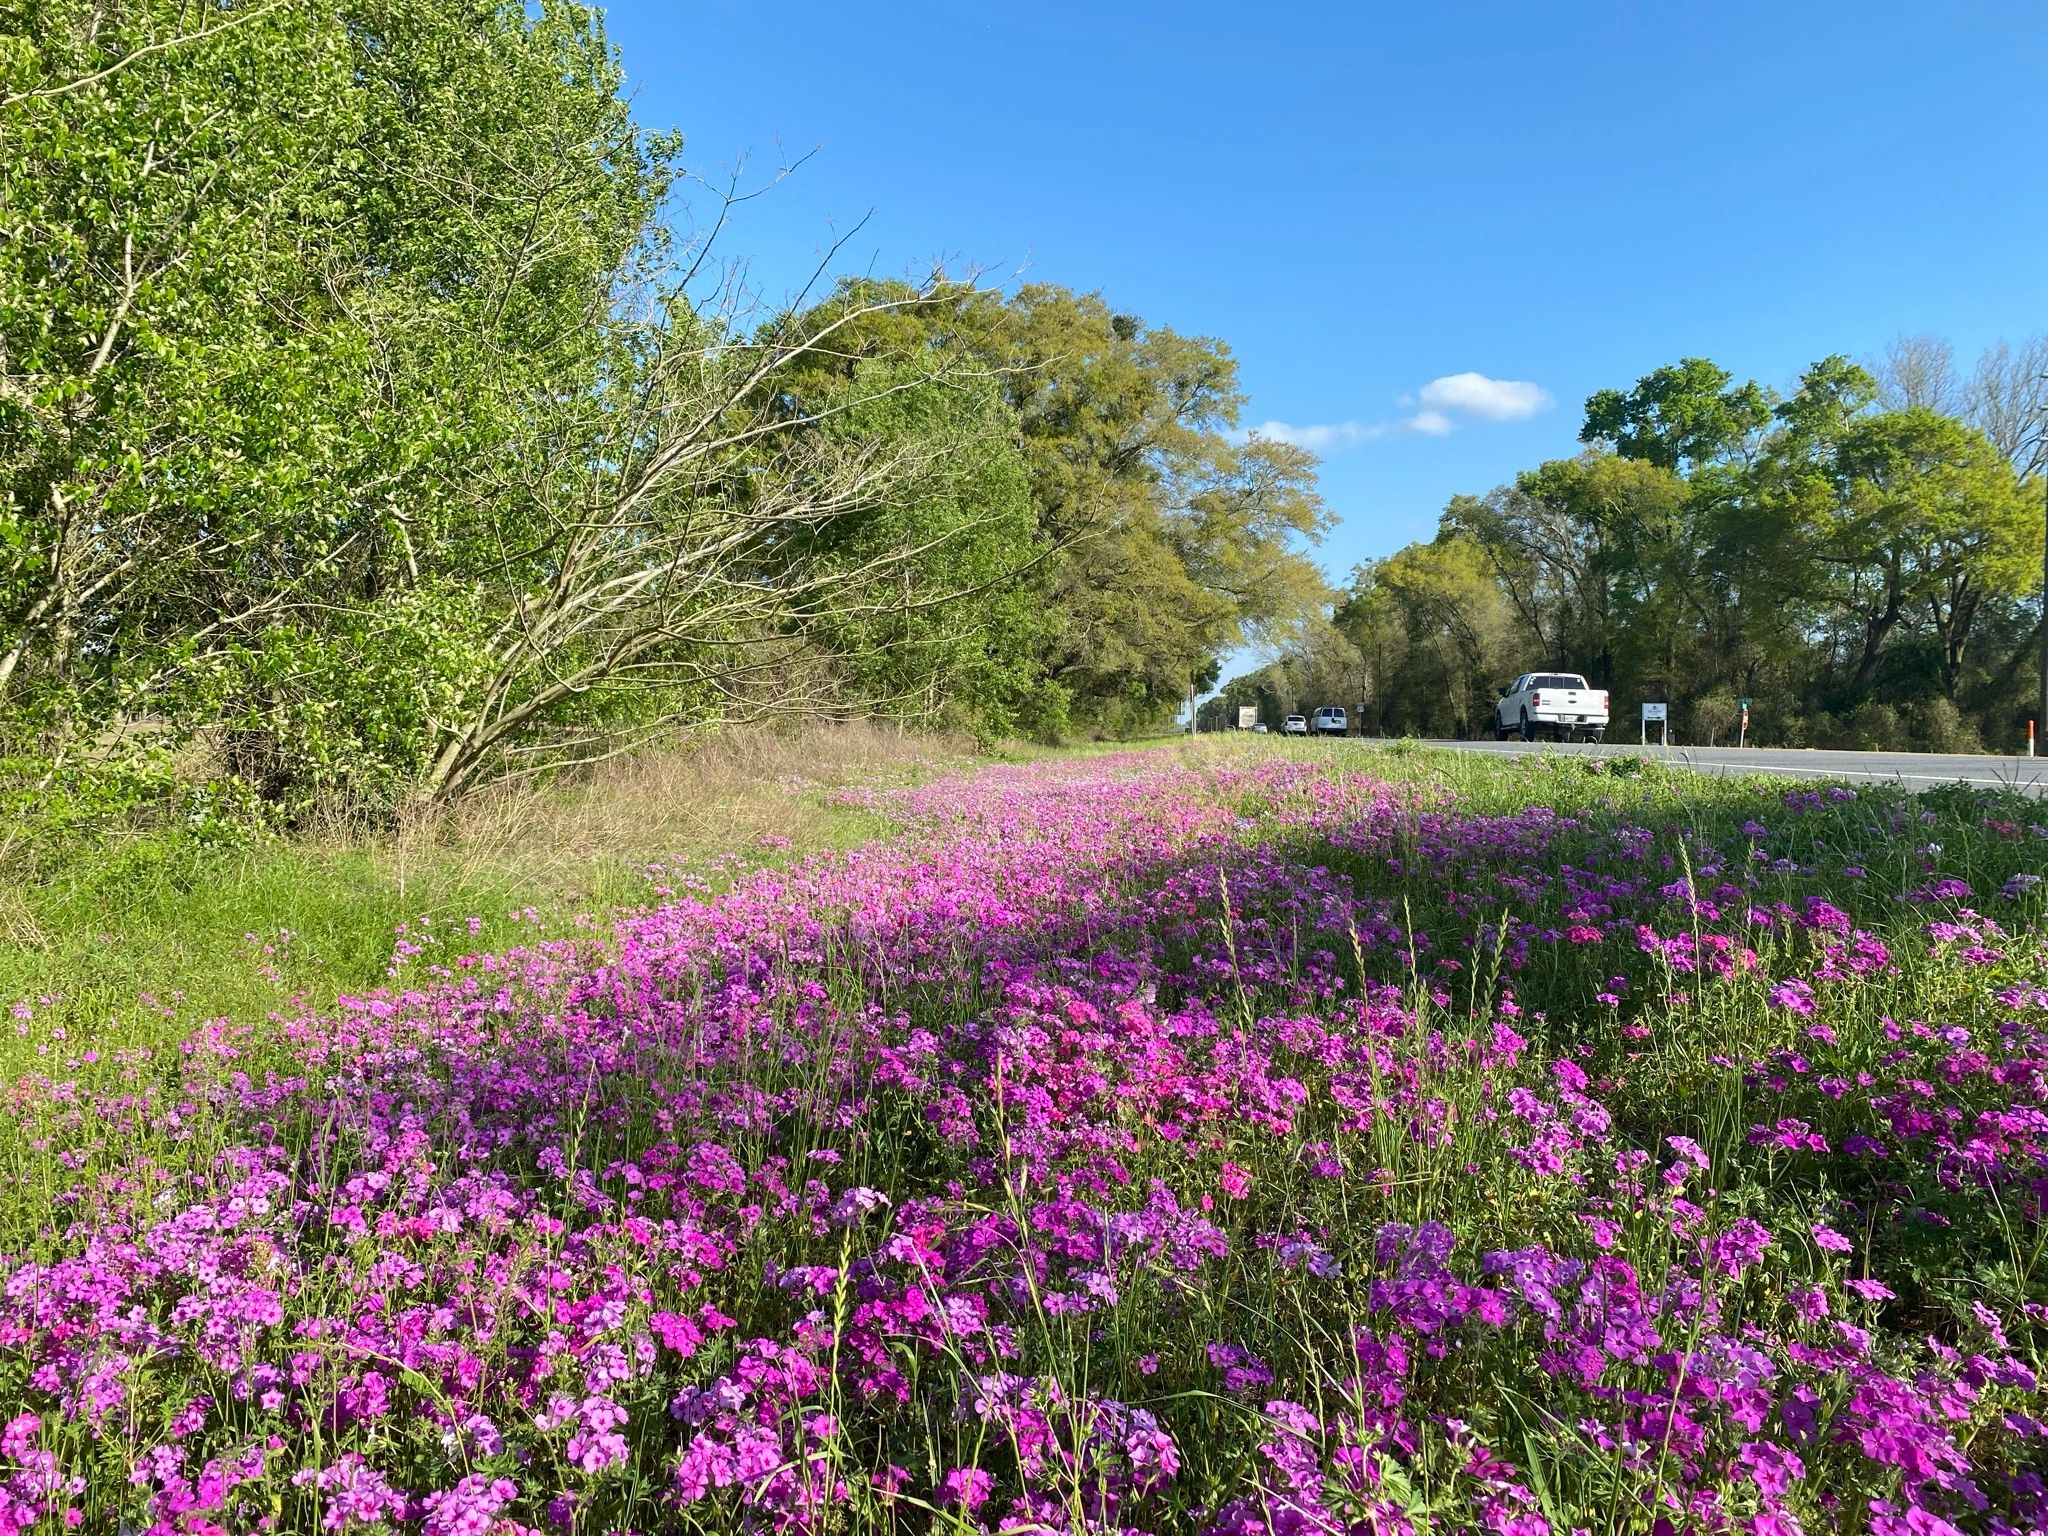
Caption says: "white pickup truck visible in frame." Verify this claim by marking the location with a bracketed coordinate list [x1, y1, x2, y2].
[1493, 672, 1609, 742]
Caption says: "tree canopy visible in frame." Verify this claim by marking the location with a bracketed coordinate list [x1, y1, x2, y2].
[1, 0, 1333, 809]
[1228, 342, 2044, 752]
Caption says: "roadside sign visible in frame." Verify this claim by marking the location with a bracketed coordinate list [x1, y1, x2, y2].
[1236, 705, 1257, 731]
[1641, 701, 1668, 748]
[1737, 697, 1751, 710]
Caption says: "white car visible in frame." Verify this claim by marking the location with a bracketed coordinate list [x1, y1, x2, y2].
[1282, 714, 1308, 736]
[1310, 706, 1348, 738]
[1494, 672, 1609, 742]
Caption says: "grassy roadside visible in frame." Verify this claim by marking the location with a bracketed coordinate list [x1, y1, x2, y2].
[0, 724, 1152, 1070]
[6, 734, 2046, 1531]
[8, 728, 2027, 1079]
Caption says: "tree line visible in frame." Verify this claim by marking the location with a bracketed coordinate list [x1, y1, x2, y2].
[1205, 342, 2047, 751]
[1, 0, 1330, 814]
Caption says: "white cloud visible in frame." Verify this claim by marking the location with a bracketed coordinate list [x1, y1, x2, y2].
[1243, 420, 1378, 451]
[1415, 372, 1554, 422]
[1243, 411, 1453, 451]
[1243, 372, 1552, 457]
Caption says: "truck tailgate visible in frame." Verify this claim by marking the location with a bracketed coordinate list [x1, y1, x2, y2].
[1540, 689, 1604, 719]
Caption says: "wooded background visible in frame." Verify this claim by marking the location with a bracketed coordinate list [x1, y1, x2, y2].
[6, 0, 2045, 831]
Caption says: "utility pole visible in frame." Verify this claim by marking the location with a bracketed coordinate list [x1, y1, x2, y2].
[2034, 452, 2046, 755]
[2036, 378, 2048, 757]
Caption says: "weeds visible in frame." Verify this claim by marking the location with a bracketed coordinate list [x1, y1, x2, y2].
[1, 742, 2044, 1534]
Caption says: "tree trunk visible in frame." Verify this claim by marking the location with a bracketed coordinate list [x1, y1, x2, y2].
[1935, 575, 1976, 700]
[1849, 565, 1905, 693]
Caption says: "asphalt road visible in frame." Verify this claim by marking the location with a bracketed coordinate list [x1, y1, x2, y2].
[1404, 737, 2048, 798]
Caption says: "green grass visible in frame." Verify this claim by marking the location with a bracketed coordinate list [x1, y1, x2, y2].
[4, 729, 2027, 1081]
[4, 732, 2045, 1532]
[0, 725, 1043, 1073]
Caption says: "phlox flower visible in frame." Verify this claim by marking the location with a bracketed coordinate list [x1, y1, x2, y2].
[420, 1474, 518, 1536]
[939, 1466, 992, 1511]
[1206, 1342, 1273, 1394]
[1867, 1499, 1967, 1536]
[1127, 1423, 1180, 1491]
[648, 1310, 704, 1357]
[1766, 978, 1816, 1016]
[440, 1414, 504, 1460]
[14, 750, 2048, 1536]
[291, 1455, 409, 1531]
[1712, 1219, 1772, 1274]
[1748, 1118, 1828, 1153]
[829, 1185, 891, 1226]
[0, 1417, 37, 1462]
[1910, 877, 1973, 904]
[1968, 1301, 2009, 1351]
[1786, 1285, 1828, 1322]
[732, 1426, 783, 1482]
[1580, 1216, 1622, 1250]
[674, 1435, 735, 1501]
[1798, 899, 1852, 933]
[565, 1396, 628, 1475]
[1277, 1239, 1340, 1278]
[1736, 1441, 1802, 1507]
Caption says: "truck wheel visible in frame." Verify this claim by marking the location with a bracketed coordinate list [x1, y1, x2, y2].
[1518, 711, 1533, 742]
[1588, 730, 1604, 744]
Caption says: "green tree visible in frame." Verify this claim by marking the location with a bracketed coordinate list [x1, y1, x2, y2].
[2, 0, 674, 788]
[1442, 453, 1687, 696]
[788, 361, 1045, 740]
[776, 280, 1333, 738]
[5, 0, 1069, 803]
[1581, 357, 1772, 473]
[1812, 409, 2037, 698]
[1322, 352, 2042, 752]
[1335, 534, 1523, 737]
[997, 287, 1330, 733]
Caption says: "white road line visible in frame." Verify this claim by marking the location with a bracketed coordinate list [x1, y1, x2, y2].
[1674, 761, 2043, 788]
[1420, 740, 2047, 793]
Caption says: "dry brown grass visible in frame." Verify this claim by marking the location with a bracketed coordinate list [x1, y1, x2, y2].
[1, 723, 1005, 1065]
[364, 721, 986, 910]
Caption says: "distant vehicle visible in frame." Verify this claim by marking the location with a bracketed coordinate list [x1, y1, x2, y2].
[1310, 706, 1348, 738]
[1282, 714, 1309, 736]
[1494, 673, 1609, 742]
[1252, 722, 1269, 733]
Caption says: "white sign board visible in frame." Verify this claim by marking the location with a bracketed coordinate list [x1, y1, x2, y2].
[1237, 705, 1258, 731]
[1640, 700, 1670, 747]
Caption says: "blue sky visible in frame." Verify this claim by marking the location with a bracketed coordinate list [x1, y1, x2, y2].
[601, 0, 2047, 595]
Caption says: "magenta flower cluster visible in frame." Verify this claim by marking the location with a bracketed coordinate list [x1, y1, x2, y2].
[3, 754, 2045, 1534]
